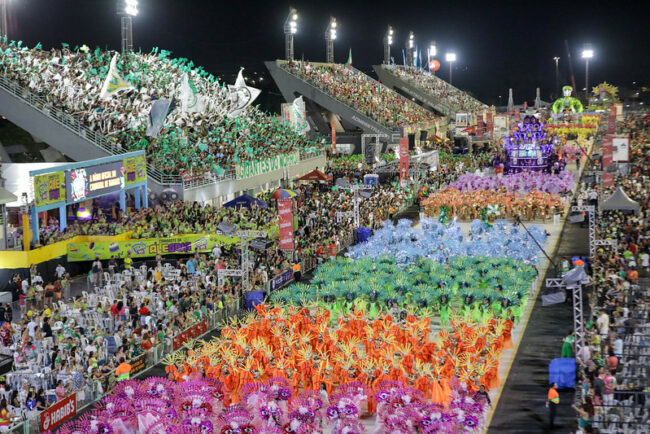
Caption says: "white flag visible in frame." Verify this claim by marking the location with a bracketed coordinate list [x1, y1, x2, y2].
[227, 69, 261, 118]
[180, 73, 202, 113]
[291, 96, 310, 135]
[100, 54, 133, 99]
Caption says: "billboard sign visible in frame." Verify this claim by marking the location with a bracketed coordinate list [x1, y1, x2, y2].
[65, 161, 125, 203]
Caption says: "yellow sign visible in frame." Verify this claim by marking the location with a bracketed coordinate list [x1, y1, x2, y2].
[33, 171, 65, 207]
[124, 155, 147, 185]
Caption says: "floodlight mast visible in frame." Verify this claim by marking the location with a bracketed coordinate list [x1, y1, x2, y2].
[284, 7, 298, 61]
[581, 44, 594, 101]
[405, 31, 415, 69]
[118, 0, 138, 53]
[325, 17, 337, 63]
[384, 25, 394, 65]
[0, 0, 7, 40]
[445, 52, 456, 84]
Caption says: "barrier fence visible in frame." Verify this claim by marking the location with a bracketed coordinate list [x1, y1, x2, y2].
[4, 301, 240, 433]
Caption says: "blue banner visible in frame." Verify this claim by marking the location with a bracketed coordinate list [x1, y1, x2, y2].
[269, 270, 294, 292]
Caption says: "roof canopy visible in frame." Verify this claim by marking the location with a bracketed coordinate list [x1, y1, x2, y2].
[600, 187, 640, 214]
[297, 169, 333, 182]
[222, 194, 267, 209]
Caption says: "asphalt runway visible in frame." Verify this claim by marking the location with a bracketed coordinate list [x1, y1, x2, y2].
[488, 219, 589, 433]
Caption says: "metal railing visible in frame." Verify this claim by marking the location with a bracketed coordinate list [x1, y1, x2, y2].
[181, 150, 327, 190]
[0, 74, 182, 186]
[3, 301, 240, 433]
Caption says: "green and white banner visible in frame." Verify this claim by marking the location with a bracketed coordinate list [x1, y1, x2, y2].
[235, 152, 300, 179]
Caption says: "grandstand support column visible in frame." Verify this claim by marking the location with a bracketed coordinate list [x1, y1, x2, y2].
[141, 184, 148, 208]
[59, 205, 67, 232]
[31, 207, 39, 246]
[121, 16, 133, 53]
[134, 186, 141, 211]
[119, 190, 127, 215]
[0, 0, 7, 40]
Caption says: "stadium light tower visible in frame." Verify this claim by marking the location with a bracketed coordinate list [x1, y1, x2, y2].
[384, 25, 394, 65]
[284, 7, 298, 61]
[0, 0, 7, 41]
[445, 52, 456, 85]
[406, 31, 415, 69]
[553, 57, 560, 99]
[581, 44, 593, 101]
[118, 0, 138, 53]
[428, 41, 436, 72]
[325, 17, 337, 63]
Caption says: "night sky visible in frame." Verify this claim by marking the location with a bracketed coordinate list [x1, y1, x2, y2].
[7, 0, 650, 108]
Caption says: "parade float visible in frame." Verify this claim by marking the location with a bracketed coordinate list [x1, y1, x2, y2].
[498, 115, 564, 173]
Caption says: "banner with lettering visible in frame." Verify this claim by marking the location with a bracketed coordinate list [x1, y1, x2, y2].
[269, 269, 294, 292]
[40, 393, 76, 432]
[331, 120, 337, 153]
[66, 231, 273, 262]
[399, 138, 409, 186]
[602, 172, 614, 187]
[277, 199, 294, 251]
[607, 106, 616, 134]
[235, 152, 300, 179]
[33, 171, 66, 207]
[486, 112, 494, 136]
[602, 135, 613, 171]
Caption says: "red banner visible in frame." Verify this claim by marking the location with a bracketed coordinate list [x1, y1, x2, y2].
[602, 172, 614, 187]
[277, 199, 294, 251]
[172, 320, 208, 351]
[331, 120, 337, 153]
[602, 135, 613, 170]
[607, 106, 616, 134]
[399, 138, 409, 186]
[486, 113, 494, 136]
[41, 393, 77, 432]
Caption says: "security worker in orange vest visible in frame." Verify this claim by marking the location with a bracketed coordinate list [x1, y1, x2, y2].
[547, 382, 560, 429]
[115, 357, 132, 382]
[292, 262, 301, 282]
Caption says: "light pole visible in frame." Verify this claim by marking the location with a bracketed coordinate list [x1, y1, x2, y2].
[406, 31, 414, 69]
[581, 45, 593, 102]
[428, 41, 437, 73]
[119, 0, 138, 53]
[325, 17, 337, 63]
[553, 57, 560, 99]
[0, 0, 7, 41]
[284, 7, 298, 61]
[384, 25, 393, 65]
[445, 52, 456, 85]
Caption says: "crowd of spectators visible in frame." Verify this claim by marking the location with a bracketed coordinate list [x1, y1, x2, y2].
[570, 112, 650, 433]
[0, 41, 324, 177]
[37, 200, 276, 246]
[281, 61, 438, 128]
[381, 64, 487, 113]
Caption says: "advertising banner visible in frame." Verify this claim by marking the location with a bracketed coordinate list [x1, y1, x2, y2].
[172, 320, 208, 351]
[40, 393, 76, 432]
[66, 233, 256, 262]
[614, 103, 623, 121]
[602, 136, 613, 170]
[486, 112, 494, 136]
[602, 172, 614, 187]
[66, 161, 125, 203]
[608, 106, 616, 134]
[129, 354, 148, 376]
[124, 154, 147, 185]
[33, 171, 66, 207]
[331, 120, 337, 153]
[281, 103, 292, 124]
[612, 136, 629, 162]
[399, 138, 409, 186]
[269, 269, 294, 292]
[278, 199, 294, 251]
[235, 152, 300, 179]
